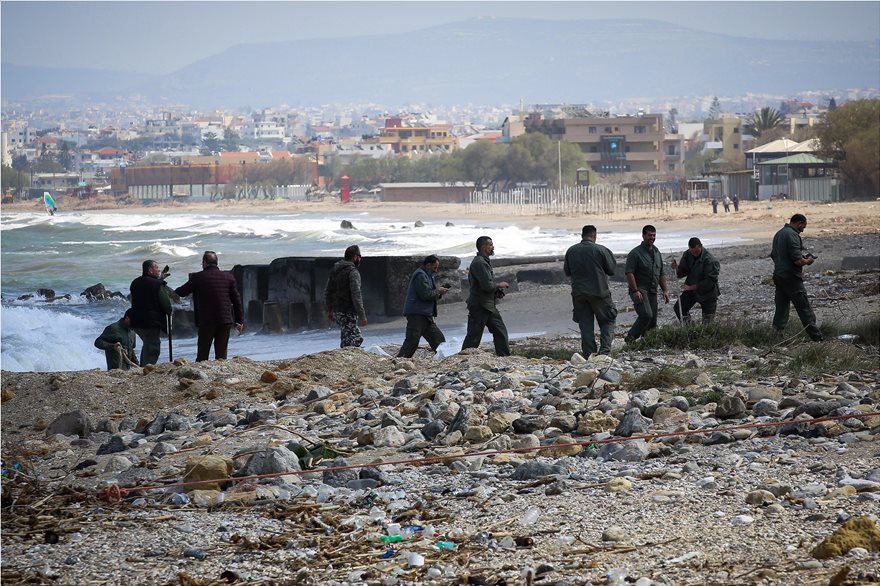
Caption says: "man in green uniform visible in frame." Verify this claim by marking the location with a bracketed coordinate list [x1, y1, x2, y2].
[397, 255, 450, 358]
[771, 214, 823, 341]
[461, 236, 510, 356]
[671, 237, 720, 323]
[564, 225, 618, 356]
[624, 225, 670, 344]
[94, 309, 138, 370]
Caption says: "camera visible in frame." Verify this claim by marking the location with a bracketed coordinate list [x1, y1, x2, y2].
[494, 287, 506, 299]
[803, 253, 817, 260]
[441, 283, 451, 289]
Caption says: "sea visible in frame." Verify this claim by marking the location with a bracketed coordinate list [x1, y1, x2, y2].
[0, 210, 748, 372]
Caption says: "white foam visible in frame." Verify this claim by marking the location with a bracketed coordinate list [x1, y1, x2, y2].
[0, 306, 106, 372]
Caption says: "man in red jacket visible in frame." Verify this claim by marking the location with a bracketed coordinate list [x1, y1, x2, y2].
[174, 251, 244, 361]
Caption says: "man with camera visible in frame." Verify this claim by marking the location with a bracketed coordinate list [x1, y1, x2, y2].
[397, 255, 450, 358]
[461, 236, 511, 356]
[129, 259, 172, 366]
[770, 213, 823, 341]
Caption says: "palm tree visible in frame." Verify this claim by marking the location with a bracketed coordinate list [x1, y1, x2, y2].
[748, 107, 785, 137]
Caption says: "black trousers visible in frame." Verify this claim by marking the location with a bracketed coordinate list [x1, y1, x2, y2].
[772, 276, 822, 341]
[678, 291, 717, 323]
[397, 315, 446, 357]
[461, 306, 510, 356]
[196, 324, 232, 361]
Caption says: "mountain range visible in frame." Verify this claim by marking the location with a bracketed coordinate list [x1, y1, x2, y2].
[3, 18, 878, 108]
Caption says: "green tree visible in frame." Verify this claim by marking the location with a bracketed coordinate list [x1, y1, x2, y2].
[828, 97, 837, 112]
[1, 164, 29, 195]
[747, 107, 785, 138]
[58, 141, 75, 171]
[200, 132, 222, 155]
[708, 96, 722, 119]
[815, 99, 880, 196]
[222, 128, 240, 152]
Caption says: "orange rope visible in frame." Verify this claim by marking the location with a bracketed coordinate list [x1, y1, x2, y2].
[96, 411, 879, 502]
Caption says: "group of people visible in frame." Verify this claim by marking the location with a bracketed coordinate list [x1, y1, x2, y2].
[95, 252, 244, 369]
[97, 212, 822, 369]
[711, 194, 740, 214]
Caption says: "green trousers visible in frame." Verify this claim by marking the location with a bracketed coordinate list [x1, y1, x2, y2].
[772, 276, 822, 341]
[397, 315, 446, 357]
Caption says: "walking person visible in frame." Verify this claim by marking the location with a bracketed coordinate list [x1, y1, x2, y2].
[732, 194, 740, 212]
[461, 236, 510, 356]
[324, 245, 367, 348]
[397, 255, 449, 358]
[94, 309, 138, 370]
[174, 251, 244, 361]
[129, 259, 172, 366]
[723, 195, 732, 212]
[770, 214, 824, 341]
[563, 225, 618, 356]
[671, 237, 720, 324]
[624, 225, 670, 344]
[711, 198, 718, 214]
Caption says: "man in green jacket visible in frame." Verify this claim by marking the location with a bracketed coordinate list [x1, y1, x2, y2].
[771, 214, 823, 341]
[624, 225, 670, 344]
[94, 309, 138, 370]
[461, 236, 510, 356]
[564, 225, 618, 356]
[671, 237, 720, 323]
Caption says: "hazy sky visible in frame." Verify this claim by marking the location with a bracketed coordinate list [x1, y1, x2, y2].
[3, 1, 879, 74]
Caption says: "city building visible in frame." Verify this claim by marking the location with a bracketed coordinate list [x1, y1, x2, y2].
[366, 117, 456, 156]
[703, 114, 749, 166]
[522, 112, 685, 178]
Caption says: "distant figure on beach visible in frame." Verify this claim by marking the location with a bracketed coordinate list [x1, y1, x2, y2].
[130, 259, 172, 365]
[397, 255, 449, 358]
[670, 237, 720, 324]
[461, 236, 510, 356]
[711, 198, 718, 214]
[732, 194, 740, 212]
[770, 214, 823, 342]
[174, 251, 244, 361]
[324, 245, 367, 348]
[723, 195, 731, 212]
[624, 225, 669, 345]
[564, 225, 617, 356]
[94, 309, 138, 370]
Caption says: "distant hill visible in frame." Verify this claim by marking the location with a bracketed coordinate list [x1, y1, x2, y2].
[3, 18, 878, 108]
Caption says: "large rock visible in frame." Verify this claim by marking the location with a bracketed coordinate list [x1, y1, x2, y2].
[238, 446, 302, 480]
[812, 516, 880, 559]
[47, 410, 93, 437]
[715, 395, 747, 419]
[184, 455, 234, 491]
[511, 461, 565, 480]
[614, 408, 652, 437]
[577, 411, 619, 435]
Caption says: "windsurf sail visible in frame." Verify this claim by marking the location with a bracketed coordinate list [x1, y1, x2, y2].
[43, 192, 57, 215]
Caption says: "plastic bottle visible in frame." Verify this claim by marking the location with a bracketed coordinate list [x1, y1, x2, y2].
[607, 567, 627, 586]
[520, 505, 541, 525]
[435, 540, 456, 550]
[378, 535, 403, 543]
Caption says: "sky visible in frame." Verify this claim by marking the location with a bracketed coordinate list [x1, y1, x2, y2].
[2, 1, 879, 75]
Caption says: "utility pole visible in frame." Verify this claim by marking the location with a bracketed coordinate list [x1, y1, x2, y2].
[557, 141, 562, 188]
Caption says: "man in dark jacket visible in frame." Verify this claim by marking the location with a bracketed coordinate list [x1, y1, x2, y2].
[174, 251, 244, 361]
[564, 225, 618, 356]
[624, 225, 670, 344]
[770, 214, 823, 341]
[461, 236, 510, 356]
[397, 255, 449, 358]
[324, 245, 367, 348]
[130, 259, 172, 366]
[94, 309, 138, 370]
[671, 237, 721, 323]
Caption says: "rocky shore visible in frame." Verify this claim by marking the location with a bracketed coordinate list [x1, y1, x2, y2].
[2, 231, 879, 586]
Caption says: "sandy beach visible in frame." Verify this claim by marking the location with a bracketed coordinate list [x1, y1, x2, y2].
[5, 195, 879, 242]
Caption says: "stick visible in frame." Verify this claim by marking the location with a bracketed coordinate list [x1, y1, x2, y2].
[167, 313, 173, 362]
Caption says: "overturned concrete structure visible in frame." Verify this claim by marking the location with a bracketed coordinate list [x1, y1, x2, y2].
[231, 255, 463, 332]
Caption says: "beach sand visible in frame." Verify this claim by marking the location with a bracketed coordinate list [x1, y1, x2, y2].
[5, 195, 879, 242]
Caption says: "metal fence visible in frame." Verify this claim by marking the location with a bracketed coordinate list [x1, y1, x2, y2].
[466, 184, 676, 217]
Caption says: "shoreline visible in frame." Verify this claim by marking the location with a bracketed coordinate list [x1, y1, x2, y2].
[3, 198, 879, 243]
